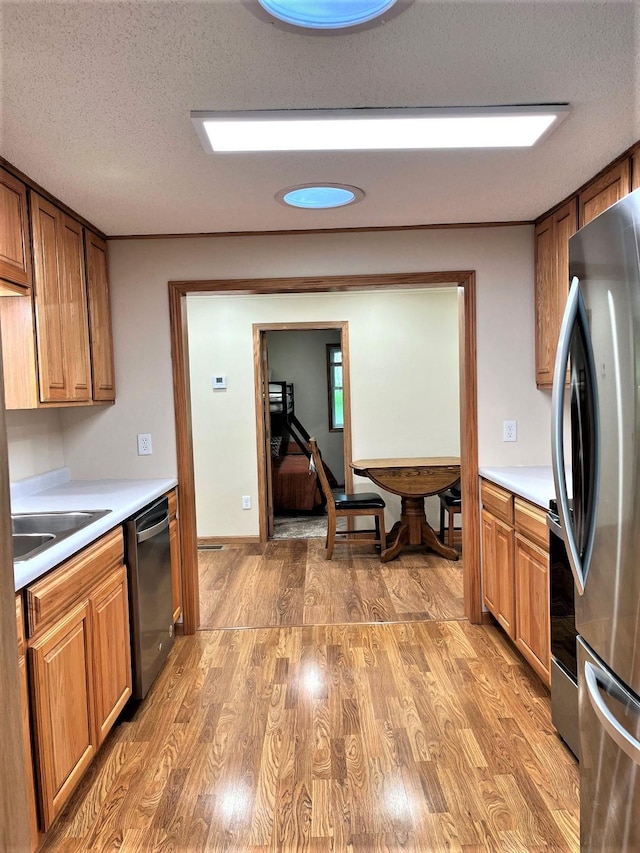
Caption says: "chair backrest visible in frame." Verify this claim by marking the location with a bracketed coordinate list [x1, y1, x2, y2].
[308, 438, 333, 503]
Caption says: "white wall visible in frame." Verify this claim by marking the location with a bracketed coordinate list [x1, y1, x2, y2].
[266, 329, 343, 481]
[6, 409, 64, 482]
[188, 289, 460, 536]
[51, 226, 549, 499]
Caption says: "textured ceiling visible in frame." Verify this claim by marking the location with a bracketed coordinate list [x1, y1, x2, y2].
[1, 0, 638, 236]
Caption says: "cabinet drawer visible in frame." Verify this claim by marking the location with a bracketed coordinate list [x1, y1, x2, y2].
[481, 480, 513, 523]
[514, 498, 548, 550]
[26, 528, 124, 637]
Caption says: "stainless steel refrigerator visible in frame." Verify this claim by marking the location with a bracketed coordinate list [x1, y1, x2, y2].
[552, 187, 640, 851]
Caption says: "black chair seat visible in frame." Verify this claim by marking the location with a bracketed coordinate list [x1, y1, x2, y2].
[440, 488, 462, 509]
[332, 491, 386, 510]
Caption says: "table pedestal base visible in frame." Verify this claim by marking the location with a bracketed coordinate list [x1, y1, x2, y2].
[381, 496, 458, 563]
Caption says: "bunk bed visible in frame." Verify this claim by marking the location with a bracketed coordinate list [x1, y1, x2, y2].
[268, 381, 338, 512]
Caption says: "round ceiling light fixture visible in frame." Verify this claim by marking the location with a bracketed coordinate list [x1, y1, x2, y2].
[247, 0, 413, 32]
[276, 183, 365, 209]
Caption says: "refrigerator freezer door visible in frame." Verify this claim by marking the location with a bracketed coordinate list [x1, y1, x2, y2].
[578, 637, 640, 852]
[567, 190, 640, 694]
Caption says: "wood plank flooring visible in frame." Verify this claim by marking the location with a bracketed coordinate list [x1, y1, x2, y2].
[40, 620, 579, 852]
[199, 540, 464, 629]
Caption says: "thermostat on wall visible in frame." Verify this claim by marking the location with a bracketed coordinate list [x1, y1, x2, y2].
[212, 375, 227, 390]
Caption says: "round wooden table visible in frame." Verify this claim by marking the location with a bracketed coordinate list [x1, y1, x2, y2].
[350, 457, 461, 562]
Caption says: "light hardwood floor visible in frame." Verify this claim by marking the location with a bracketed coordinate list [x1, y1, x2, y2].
[199, 540, 465, 629]
[38, 541, 578, 851]
[40, 619, 578, 852]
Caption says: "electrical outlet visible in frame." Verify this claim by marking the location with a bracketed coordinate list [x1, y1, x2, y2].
[242, 495, 251, 510]
[137, 433, 152, 455]
[503, 420, 517, 442]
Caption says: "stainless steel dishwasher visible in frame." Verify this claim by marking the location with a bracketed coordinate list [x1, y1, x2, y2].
[125, 496, 175, 700]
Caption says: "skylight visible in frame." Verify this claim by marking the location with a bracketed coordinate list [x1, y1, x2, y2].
[192, 106, 571, 153]
[256, 0, 398, 29]
[277, 184, 364, 209]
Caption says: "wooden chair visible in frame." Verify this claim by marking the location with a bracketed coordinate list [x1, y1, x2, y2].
[439, 485, 462, 548]
[309, 438, 386, 560]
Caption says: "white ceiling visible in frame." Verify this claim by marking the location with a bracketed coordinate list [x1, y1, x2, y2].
[1, 0, 638, 236]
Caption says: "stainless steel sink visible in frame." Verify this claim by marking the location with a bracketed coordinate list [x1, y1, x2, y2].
[12, 509, 112, 562]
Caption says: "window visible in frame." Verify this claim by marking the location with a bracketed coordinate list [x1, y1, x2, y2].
[327, 344, 344, 431]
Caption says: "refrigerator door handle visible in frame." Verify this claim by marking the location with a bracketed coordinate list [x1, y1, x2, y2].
[552, 277, 587, 595]
[585, 661, 640, 766]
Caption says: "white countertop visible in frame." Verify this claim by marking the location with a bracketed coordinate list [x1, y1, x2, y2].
[478, 466, 555, 509]
[12, 469, 178, 591]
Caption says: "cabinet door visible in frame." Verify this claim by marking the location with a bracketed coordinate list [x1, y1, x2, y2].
[30, 193, 92, 403]
[0, 166, 32, 292]
[534, 199, 577, 388]
[481, 509, 515, 638]
[16, 596, 39, 850]
[60, 214, 92, 400]
[579, 160, 632, 227]
[169, 516, 182, 623]
[29, 601, 96, 830]
[515, 533, 550, 685]
[633, 149, 639, 192]
[85, 230, 116, 402]
[91, 566, 132, 745]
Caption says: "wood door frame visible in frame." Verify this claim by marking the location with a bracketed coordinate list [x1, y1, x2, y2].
[168, 270, 480, 633]
[254, 322, 351, 543]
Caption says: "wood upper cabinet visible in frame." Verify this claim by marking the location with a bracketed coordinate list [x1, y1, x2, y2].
[0, 166, 32, 294]
[579, 159, 632, 227]
[1, 194, 116, 409]
[26, 528, 131, 831]
[30, 192, 92, 402]
[85, 230, 116, 402]
[534, 198, 578, 389]
[632, 147, 639, 191]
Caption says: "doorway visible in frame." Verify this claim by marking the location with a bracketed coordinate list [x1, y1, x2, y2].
[168, 270, 480, 634]
[255, 323, 350, 541]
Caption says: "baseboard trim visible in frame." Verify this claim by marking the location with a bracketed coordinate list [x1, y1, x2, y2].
[481, 610, 496, 625]
[197, 535, 261, 546]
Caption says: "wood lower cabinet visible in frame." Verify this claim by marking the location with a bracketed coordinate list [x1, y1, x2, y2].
[579, 159, 632, 227]
[167, 488, 182, 623]
[481, 509, 515, 638]
[26, 528, 131, 831]
[91, 566, 132, 745]
[29, 601, 96, 830]
[16, 594, 40, 852]
[515, 533, 550, 684]
[0, 166, 32, 294]
[481, 480, 551, 686]
[534, 198, 577, 388]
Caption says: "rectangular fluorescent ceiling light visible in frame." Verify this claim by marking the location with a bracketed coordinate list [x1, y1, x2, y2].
[192, 105, 570, 152]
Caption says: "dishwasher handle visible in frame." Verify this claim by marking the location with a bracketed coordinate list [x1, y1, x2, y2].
[136, 512, 169, 544]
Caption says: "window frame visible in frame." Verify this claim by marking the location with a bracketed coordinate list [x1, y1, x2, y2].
[326, 343, 344, 432]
